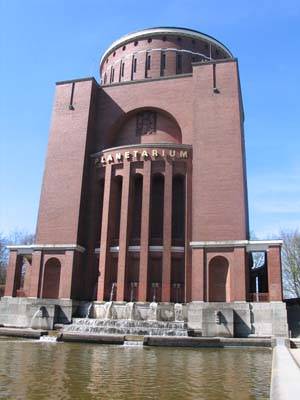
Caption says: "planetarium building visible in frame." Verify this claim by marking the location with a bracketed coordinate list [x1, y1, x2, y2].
[1, 27, 288, 336]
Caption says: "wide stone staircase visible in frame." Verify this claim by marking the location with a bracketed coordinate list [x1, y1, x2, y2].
[64, 318, 188, 336]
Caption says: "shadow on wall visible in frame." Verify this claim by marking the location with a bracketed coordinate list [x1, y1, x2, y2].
[95, 89, 183, 149]
[285, 298, 300, 338]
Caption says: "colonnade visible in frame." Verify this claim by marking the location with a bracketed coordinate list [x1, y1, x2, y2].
[96, 153, 190, 303]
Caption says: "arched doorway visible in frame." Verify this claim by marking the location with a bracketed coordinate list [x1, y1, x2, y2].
[209, 256, 229, 302]
[42, 258, 61, 299]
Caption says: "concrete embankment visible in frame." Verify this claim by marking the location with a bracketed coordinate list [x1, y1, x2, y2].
[0, 327, 274, 347]
[0, 327, 48, 339]
[143, 336, 272, 347]
[57, 332, 125, 344]
[270, 338, 300, 400]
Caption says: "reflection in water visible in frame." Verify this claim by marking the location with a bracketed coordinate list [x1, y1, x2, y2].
[0, 338, 271, 400]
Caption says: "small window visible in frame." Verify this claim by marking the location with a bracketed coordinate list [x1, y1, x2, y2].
[121, 62, 125, 77]
[104, 73, 107, 84]
[147, 54, 151, 70]
[113, 51, 116, 57]
[162, 36, 167, 41]
[106, 58, 109, 63]
[110, 67, 114, 83]
[176, 53, 182, 73]
[133, 58, 137, 73]
[161, 52, 166, 70]
[134, 41, 138, 46]
[122, 45, 126, 51]
[147, 38, 152, 43]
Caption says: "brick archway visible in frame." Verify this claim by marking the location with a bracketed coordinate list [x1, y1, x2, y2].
[42, 258, 61, 299]
[209, 256, 229, 302]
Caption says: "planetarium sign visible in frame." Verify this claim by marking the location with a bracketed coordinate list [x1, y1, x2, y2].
[95, 146, 191, 166]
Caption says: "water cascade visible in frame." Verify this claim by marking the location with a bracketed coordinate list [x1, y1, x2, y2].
[64, 302, 188, 336]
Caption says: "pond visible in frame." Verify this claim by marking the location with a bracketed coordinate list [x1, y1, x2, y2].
[0, 338, 271, 400]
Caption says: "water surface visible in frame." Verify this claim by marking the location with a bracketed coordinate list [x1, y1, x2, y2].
[0, 337, 271, 400]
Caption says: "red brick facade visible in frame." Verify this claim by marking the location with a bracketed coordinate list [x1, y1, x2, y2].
[5, 27, 283, 303]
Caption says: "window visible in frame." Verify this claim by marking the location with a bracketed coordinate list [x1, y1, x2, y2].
[162, 36, 167, 41]
[104, 73, 107, 84]
[147, 54, 151, 70]
[121, 62, 125, 77]
[110, 67, 114, 83]
[161, 52, 166, 75]
[147, 38, 152, 43]
[133, 58, 137, 73]
[176, 53, 182, 74]
[134, 41, 138, 46]
[122, 45, 126, 51]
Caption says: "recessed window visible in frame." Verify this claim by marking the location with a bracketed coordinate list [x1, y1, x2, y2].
[134, 41, 138, 46]
[162, 36, 167, 41]
[104, 73, 107, 84]
[122, 45, 126, 51]
[147, 38, 152, 43]
[133, 58, 137, 73]
[106, 58, 109, 63]
[121, 62, 125, 77]
[147, 54, 151, 70]
[176, 53, 182, 74]
[161, 52, 166, 70]
[110, 67, 114, 83]
[113, 51, 116, 57]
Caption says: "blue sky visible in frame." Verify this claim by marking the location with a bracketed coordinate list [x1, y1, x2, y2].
[0, 0, 299, 238]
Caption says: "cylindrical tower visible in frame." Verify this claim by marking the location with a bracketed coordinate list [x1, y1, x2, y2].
[100, 27, 233, 84]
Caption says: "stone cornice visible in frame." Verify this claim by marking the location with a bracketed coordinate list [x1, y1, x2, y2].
[190, 240, 283, 252]
[7, 244, 86, 254]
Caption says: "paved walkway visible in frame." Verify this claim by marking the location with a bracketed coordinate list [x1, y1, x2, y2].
[291, 349, 300, 366]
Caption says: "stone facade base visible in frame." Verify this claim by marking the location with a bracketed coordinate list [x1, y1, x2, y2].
[0, 297, 80, 330]
[187, 301, 288, 337]
[0, 297, 288, 337]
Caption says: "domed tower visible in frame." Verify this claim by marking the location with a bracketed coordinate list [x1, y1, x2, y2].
[100, 27, 233, 84]
[3, 27, 287, 338]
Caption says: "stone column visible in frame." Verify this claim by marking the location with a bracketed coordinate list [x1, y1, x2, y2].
[139, 161, 151, 301]
[28, 250, 43, 297]
[267, 246, 283, 301]
[185, 165, 192, 302]
[116, 161, 131, 301]
[97, 163, 113, 301]
[4, 251, 22, 297]
[191, 248, 205, 301]
[161, 159, 173, 302]
[59, 250, 75, 299]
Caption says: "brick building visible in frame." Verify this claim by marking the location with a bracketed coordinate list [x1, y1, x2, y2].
[2, 28, 287, 334]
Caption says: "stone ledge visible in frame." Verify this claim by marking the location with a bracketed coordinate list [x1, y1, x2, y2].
[0, 327, 48, 339]
[143, 336, 272, 348]
[58, 332, 125, 344]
